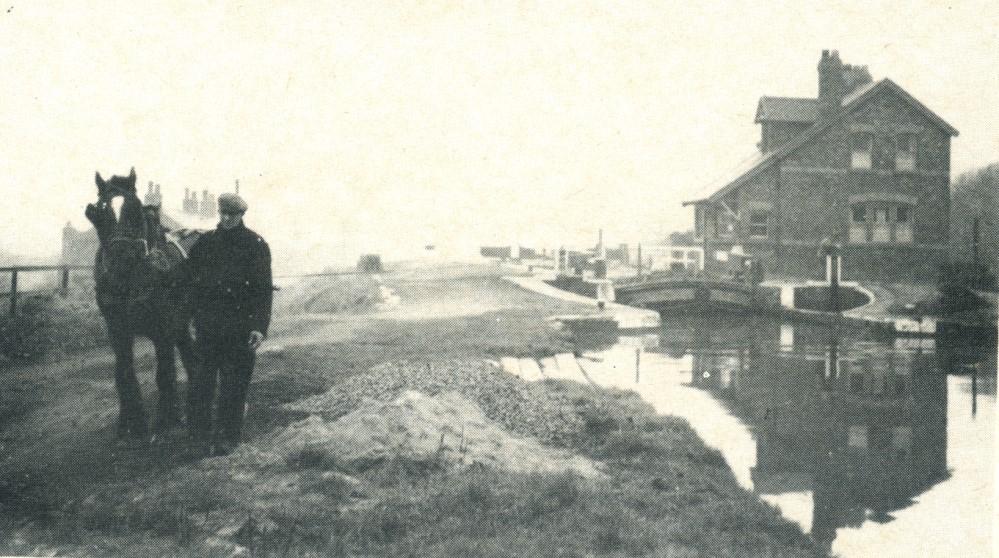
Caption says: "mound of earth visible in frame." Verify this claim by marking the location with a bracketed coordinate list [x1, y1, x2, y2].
[285, 359, 584, 446]
[270, 391, 602, 478]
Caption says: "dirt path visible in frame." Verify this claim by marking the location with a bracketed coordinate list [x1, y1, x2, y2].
[0, 265, 574, 544]
[0, 264, 828, 558]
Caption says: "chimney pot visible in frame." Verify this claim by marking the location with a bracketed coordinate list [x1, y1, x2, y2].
[818, 49, 846, 120]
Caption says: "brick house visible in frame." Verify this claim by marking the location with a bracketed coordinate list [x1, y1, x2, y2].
[685, 51, 958, 282]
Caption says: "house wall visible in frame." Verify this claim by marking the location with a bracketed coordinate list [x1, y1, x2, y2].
[700, 87, 951, 283]
[760, 121, 811, 153]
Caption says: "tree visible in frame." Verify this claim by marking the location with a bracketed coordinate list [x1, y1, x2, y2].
[951, 162, 999, 275]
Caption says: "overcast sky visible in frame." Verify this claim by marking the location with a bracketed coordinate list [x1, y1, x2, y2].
[2, 1, 997, 270]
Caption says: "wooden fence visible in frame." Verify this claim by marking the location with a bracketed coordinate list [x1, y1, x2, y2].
[1, 265, 93, 317]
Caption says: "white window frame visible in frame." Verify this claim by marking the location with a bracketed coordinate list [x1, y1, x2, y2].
[895, 134, 916, 172]
[851, 132, 873, 169]
[749, 211, 769, 238]
[849, 205, 867, 243]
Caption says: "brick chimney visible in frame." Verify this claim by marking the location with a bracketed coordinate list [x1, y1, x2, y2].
[817, 50, 845, 120]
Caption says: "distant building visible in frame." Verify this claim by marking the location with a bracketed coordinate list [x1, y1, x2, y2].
[480, 246, 513, 260]
[685, 51, 958, 282]
[643, 245, 704, 272]
[61, 182, 221, 264]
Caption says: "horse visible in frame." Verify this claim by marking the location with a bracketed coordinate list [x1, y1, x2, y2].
[85, 168, 199, 441]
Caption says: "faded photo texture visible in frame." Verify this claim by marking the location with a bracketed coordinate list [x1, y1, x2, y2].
[1, 2, 996, 557]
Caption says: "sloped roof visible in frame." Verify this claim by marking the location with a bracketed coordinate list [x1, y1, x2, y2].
[688, 79, 959, 206]
[754, 97, 818, 123]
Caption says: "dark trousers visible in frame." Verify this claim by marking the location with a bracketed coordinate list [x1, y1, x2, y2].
[188, 329, 255, 445]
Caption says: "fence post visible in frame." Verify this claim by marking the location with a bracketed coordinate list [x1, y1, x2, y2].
[9, 268, 17, 317]
[61, 265, 70, 294]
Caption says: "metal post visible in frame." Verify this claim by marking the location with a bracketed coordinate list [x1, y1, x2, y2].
[972, 361, 978, 418]
[9, 268, 17, 317]
[61, 265, 70, 294]
[830, 255, 840, 313]
[636, 243, 643, 279]
[635, 347, 641, 384]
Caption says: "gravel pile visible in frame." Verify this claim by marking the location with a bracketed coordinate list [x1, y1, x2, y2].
[271, 391, 602, 478]
[285, 358, 584, 446]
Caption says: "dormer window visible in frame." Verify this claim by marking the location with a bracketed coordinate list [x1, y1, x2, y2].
[895, 133, 917, 171]
[851, 132, 873, 169]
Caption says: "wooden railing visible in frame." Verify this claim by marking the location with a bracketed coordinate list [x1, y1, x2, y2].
[1, 265, 93, 316]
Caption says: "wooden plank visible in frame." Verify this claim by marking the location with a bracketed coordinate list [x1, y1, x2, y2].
[499, 357, 522, 378]
[554, 353, 591, 385]
[539, 357, 559, 378]
[518, 358, 543, 382]
[0, 265, 92, 273]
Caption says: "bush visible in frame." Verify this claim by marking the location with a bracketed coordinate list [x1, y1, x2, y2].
[938, 261, 997, 292]
[0, 289, 105, 362]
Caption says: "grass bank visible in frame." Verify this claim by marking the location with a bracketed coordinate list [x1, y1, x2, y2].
[0, 262, 824, 557]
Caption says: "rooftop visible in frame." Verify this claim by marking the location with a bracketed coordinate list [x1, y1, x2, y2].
[754, 97, 818, 124]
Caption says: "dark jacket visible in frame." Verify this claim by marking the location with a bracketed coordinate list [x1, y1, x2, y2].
[186, 222, 273, 336]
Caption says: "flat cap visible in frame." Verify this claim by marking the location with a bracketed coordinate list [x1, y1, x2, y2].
[218, 192, 248, 213]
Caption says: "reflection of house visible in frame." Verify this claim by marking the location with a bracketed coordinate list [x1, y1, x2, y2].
[684, 324, 948, 552]
[685, 51, 957, 282]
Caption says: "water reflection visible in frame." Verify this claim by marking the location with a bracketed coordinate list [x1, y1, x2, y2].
[571, 317, 996, 557]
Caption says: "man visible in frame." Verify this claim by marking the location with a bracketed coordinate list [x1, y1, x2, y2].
[186, 192, 272, 455]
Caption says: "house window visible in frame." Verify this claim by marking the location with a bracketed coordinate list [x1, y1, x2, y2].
[872, 208, 891, 242]
[749, 211, 769, 238]
[694, 207, 705, 239]
[853, 203, 914, 244]
[850, 205, 867, 243]
[895, 134, 917, 171]
[895, 206, 913, 243]
[851, 132, 873, 169]
[672, 250, 685, 259]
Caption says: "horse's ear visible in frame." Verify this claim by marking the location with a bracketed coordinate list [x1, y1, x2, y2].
[128, 167, 137, 187]
[96, 171, 106, 191]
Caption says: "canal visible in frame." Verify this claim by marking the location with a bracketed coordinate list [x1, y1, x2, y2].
[568, 316, 996, 557]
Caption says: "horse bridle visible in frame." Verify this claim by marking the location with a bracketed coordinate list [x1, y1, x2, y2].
[96, 194, 151, 273]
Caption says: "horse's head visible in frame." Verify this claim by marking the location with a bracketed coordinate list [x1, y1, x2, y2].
[86, 168, 149, 292]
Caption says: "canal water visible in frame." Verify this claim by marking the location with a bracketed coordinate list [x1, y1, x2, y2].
[568, 316, 996, 558]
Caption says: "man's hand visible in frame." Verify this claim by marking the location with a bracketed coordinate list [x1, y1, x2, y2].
[248, 331, 265, 351]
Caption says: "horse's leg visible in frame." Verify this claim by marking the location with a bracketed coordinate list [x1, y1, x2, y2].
[152, 336, 181, 433]
[176, 321, 199, 388]
[176, 322, 199, 427]
[111, 331, 147, 438]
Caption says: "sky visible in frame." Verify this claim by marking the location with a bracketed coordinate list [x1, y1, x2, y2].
[2, 1, 997, 271]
